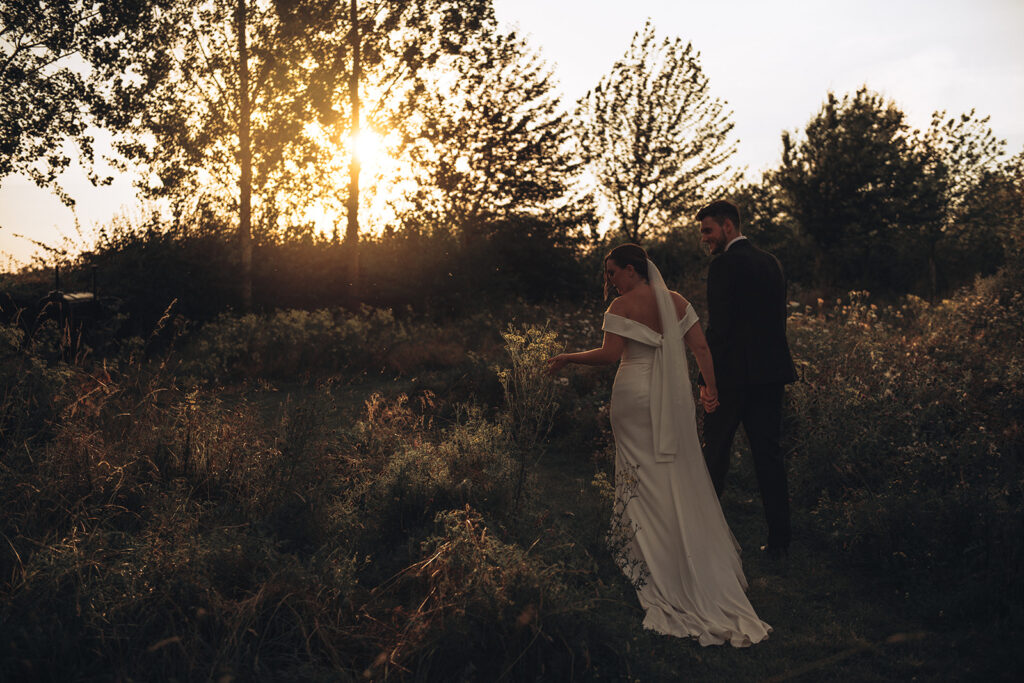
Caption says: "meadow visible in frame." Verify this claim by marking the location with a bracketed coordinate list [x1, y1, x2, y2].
[0, 252, 1020, 682]
[5, 2, 1023, 678]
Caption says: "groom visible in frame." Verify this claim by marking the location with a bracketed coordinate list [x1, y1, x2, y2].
[695, 200, 797, 559]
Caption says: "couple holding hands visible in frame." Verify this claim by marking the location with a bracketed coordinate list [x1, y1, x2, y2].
[547, 200, 797, 647]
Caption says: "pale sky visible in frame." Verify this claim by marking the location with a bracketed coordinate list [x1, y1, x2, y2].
[2, 0, 1022, 268]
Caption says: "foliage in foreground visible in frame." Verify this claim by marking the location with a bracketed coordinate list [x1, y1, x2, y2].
[786, 261, 1024, 618]
[0, 314, 626, 680]
[1, 264, 1022, 679]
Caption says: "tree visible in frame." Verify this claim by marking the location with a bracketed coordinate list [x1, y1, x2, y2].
[236, 0, 253, 307]
[81, 0, 492, 305]
[775, 87, 939, 293]
[84, 0, 303, 309]
[726, 178, 816, 286]
[0, 0, 109, 204]
[775, 88, 1017, 296]
[915, 110, 1009, 296]
[397, 29, 590, 242]
[575, 19, 739, 243]
[292, 0, 493, 295]
[1008, 149, 1024, 244]
[83, 0, 496, 305]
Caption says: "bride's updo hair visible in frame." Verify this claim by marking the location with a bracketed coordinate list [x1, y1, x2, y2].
[605, 243, 649, 299]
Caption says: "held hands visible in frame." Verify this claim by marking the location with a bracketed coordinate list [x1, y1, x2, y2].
[700, 385, 720, 413]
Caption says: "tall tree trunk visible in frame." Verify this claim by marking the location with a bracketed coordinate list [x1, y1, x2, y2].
[236, 0, 253, 310]
[344, 0, 361, 300]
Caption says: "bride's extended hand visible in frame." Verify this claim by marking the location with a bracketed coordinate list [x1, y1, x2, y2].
[547, 354, 569, 375]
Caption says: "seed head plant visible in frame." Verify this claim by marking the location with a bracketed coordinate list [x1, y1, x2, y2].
[496, 324, 563, 508]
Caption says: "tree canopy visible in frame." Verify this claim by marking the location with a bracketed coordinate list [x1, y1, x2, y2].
[397, 29, 590, 243]
[775, 88, 939, 292]
[575, 19, 739, 243]
[3, 7, 1019, 304]
[0, 0, 109, 204]
[771, 87, 1019, 296]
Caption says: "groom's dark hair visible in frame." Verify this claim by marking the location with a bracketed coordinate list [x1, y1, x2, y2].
[696, 200, 741, 230]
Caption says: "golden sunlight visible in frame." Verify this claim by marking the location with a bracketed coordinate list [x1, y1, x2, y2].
[299, 122, 415, 238]
[353, 129, 387, 170]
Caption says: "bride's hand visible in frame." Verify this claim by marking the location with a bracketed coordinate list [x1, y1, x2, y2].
[547, 354, 569, 375]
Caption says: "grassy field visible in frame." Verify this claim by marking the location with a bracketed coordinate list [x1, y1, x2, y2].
[1, 268, 1021, 681]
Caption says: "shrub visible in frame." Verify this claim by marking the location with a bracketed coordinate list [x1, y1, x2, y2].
[358, 506, 594, 681]
[786, 268, 1024, 617]
[496, 324, 564, 507]
[179, 306, 409, 382]
[343, 400, 516, 567]
[0, 349, 369, 680]
[88, 218, 240, 332]
[0, 322, 71, 447]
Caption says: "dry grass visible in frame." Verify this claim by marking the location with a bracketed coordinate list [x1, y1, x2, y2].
[1, 269, 1021, 680]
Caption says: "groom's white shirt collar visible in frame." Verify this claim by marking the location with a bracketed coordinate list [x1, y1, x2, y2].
[725, 235, 747, 251]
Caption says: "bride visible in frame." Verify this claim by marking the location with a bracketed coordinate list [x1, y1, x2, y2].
[547, 243, 770, 647]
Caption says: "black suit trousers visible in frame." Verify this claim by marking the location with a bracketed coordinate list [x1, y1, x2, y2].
[702, 382, 791, 550]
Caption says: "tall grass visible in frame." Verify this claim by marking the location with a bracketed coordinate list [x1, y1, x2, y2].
[1, 262, 1020, 679]
[0, 305, 623, 680]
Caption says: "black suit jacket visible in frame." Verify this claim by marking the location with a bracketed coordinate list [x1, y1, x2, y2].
[704, 239, 798, 388]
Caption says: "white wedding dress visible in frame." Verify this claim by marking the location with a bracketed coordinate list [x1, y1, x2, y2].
[602, 261, 771, 647]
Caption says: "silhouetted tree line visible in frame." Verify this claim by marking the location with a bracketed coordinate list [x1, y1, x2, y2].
[3, 3, 1021, 328]
[738, 88, 1023, 299]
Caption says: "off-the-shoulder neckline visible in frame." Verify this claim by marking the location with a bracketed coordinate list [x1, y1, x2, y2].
[604, 311, 666, 336]
[604, 310, 692, 334]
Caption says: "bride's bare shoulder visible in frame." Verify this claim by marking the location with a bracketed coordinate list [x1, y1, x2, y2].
[669, 290, 690, 318]
[607, 297, 629, 316]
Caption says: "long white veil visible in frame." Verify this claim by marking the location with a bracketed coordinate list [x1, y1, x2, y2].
[646, 259, 695, 463]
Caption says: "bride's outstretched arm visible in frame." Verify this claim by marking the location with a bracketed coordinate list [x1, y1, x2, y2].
[547, 332, 625, 374]
[683, 323, 719, 412]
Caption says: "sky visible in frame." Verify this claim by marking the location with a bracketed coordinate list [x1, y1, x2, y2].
[1, 0, 1022, 268]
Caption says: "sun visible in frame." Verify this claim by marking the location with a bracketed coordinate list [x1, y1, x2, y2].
[353, 129, 386, 170]
[300, 123, 411, 238]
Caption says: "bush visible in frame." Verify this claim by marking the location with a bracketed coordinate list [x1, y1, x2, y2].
[329, 393, 516, 578]
[786, 268, 1024, 617]
[255, 225, 591, 316]
[88, 218, 240, 333]
[0, 322, 71, 447]
[358, 505, 604, 681]
[179, 306, 409, 382]
[0, 348, 370, 680]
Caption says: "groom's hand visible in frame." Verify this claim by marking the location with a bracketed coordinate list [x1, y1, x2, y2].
[700, 385, 720, 413]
